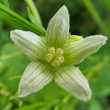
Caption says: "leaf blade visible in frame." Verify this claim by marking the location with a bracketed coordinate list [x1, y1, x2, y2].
[0, 3, 45, 36]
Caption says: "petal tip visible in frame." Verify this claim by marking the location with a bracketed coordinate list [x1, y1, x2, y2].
[18, 93, 27, 98]
[10, 30, 17, 37]
[56, 5, 69, 20]
[85, 90, 92, 101]
[100, 35, 107, 43]
[86, 35, 107, 46]
[95, 35, 107, 45]
[18, 87, 29, 98]
[10, 29, 24, 35]
[18, 94, 24, 98]
[60, 5, 69, 16]
[96, 34, 107, 39]
[84, 89, 92, 101]
[10, 30, 15, 40]
[18, 88, 25, 98]
[61, 5, 68, 11]
[46, 5, 69, 48]
[10, 30, 15, 34]
[91, 35, 107, 41]
[10, 30, 20, 38]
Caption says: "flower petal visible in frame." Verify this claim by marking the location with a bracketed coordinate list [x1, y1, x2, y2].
[18, 61, 53, 97]
[10, 30, 46, 61]
[54, 66, 91, 101]
[64, 35, 107, 65]
[46, 5, 69, 48]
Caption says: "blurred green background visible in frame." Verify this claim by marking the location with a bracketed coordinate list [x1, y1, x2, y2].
[0, 0, 110, 110]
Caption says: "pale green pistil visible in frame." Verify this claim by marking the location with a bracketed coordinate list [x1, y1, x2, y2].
[45, 47, 64, 68]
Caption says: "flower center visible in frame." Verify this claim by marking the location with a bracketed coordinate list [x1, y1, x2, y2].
[45, 47, 64, 68]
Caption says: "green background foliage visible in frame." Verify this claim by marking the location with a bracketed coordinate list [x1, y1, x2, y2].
[0, 0, 110, 110]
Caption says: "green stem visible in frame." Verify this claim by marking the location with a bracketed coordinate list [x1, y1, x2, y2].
[8, 75, 21, 80]
[0, 51, 22, 60]
[25, 0, 42, 25]
[63, 94, 71, 103]
[82, 0, 110, 40]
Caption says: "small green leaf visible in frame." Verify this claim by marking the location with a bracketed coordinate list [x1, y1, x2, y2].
[25, 0, 42, 25]
[27, 8, 46, 33]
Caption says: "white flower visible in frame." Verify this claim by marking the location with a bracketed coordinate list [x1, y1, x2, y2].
[10, 5, 107, 101]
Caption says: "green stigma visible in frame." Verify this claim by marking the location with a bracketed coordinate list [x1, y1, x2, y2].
[45, 47, 64, 68]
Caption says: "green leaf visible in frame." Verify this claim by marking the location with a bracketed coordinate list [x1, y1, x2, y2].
[25, 0, 42, 25]
[0, 3, 45, 36]
[27, 8, 45, 33]
[0, 13, 27, 30]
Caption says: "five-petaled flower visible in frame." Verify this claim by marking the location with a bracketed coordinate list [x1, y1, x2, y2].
[10, 6, 107, 101]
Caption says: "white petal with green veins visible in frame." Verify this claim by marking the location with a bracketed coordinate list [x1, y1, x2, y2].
[10, 30, 46, 61]
[54, 66, 91, 101]
[46, 5, 69, 48]
[18, 62, 53, 97]
[64, 35, 107, 65]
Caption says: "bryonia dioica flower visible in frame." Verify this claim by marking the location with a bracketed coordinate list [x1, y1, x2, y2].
[10, 6, 107, 101]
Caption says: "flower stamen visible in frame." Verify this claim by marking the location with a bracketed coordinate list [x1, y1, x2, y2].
[56, 48, 64, 55]
[48, 47, 55, 55]
[51, 60, 60, 68]
[45, 47, 64, 68]
[45, 54, 53, 62]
